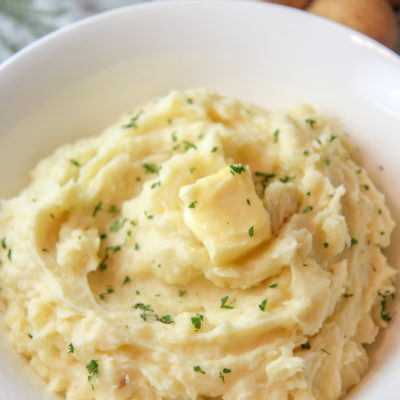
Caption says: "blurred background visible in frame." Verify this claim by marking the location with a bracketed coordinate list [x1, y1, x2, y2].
[0, 0, 399, 63]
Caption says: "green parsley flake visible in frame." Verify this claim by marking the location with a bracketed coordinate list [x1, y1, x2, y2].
[219, 368, 232, 383]
[99, 254, 108, 271]
[183, 140, 197, 151]
[122, 276, 131, 286]
[321, 349, 330, 355]
[7, 248, 12, 261]
[328, 134, 338, 142]
[99, 288, 114, 300]
[1, 237, 6, 250]
[258, 299, 267, 311]
[248, 226, 254, 237]
[150, 181, 161, 189]
[273, 129, 280, 143]
[143, 163, 160, 174]
[109, 205, 120, 213]
[189, 167, 195, 174]
[380, 299, 391, 321]
[106, 245, 122, 253]
[168, 118, 173, 125]
[303, 150, 309, 156]
[280, 175, 295, 183]
[28, 333, 33, 339]
[191, 314, 204, 330]
[70, 159, 81, 167]
[50, 213, 55, 220]
[325, 158, 331, 166]
[134, 303, 153, 312]
[254, 172, 276, 182]
[350, 238, 358, 247]
[229, 164, 246, 175]
[269, 283, 278, 288]
[305, 118, 316, 128]
[92, 201, 102, 217]
[246, 198, 251, 206]
[193, 365, 206, 374]
[156, 314, 174, 324]
[86, 360, 100, 390]
[220, 295, 234, 309]
[188, 201, 197, 209]
[171, 132, 178, 142]
[68, 343, 74, 354]
[179, 290, 187, 297]
[211, 146, 218, 153]
[110, 220, 120, 232]
[134, 243, 140, 251]
[344, 293, 354, 298]
[301, 340, 311, 349]
[303, 205, 313, 213]
[123, 110, 143, 129]
[187, 98, 194, 104]
[323, 242, 329, 248]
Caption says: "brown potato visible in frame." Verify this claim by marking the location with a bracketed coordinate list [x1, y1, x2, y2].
[307, 0, 399, 49]
[262, 0, 311, 9]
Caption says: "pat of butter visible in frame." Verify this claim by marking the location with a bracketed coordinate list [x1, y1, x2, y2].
[179, 164, 271, 265]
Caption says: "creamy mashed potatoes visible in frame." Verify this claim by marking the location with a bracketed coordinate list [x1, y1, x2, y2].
[0, 89, 396, 400]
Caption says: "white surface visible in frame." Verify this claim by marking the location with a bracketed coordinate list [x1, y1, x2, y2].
[0, 1, 399, 399]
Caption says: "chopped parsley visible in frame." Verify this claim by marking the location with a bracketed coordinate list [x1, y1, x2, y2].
[92, 201, 102, 217]
[362, 184, 370, 190]
[269, 283, 278, 288]
[86, 359, 99, 390]
[134, 303, 153, 312]
[151, 181, 161, 189]
[28, 333, 33, 339]
[100, 234, 107, 239]
[123, 110, 143, 129]
[144, 211, 154, 220]
[219, 368, 231, 383]
[324, 158, 331, 166]
[1, 237, 6, 250]
[273, 129, 280, 143]
[50, 213, 55, 219]
[122, 276, 131, 286]
[356, 169, 362, 174]
[303, 150, 309, 156]
[179, 290, 187, 297]
[188, 201, 197, 209]
[280, 175, 295, 183]
[136, 290, 140, 295]
[183, 140, 197, 151]
[378, 208, 382, 215]
[191, 314, 204, 330]
[187, 98, 194, 104]
[303, 205, 313, 213]
[248, 226, 254, 237]
[344, 293, 354, 298]
[143, 163, 160, 174]
[171, 132, 178, 142]
[306, 191, 311, 196]
[167, 118, 173, 125]
[305, 118, 316, 128]
[134, 243, 140, 251]
[189, 167, 195, 174]
[350, 238, 358, 247]
[99, 254, 108, 271]
[156, 314, 174, 324]
[193, 365, 206, 374]
[220, 295, 235, 309]
[323, 242, 329, 248]
[321, 349, 330, 355]
[301, 341, 311, 350]
[7, 248, 12, 261]
[110, 220, 120, 232]
[106, 245, 122, 253]
[229, 164, 246, 175]
[99, 288, 114, 300]
[328, 134, 338, 142]
[246, 198, 251, 206]
[258, 299, 267, 311]
[70, 159, 81, 167]
[380, 231, 385, 235]
[108, 205, 120, 213]
[380, 299, 391, 322]
[68, 343, 74, 354]
[254, 171, 276, 184]
[211, 146, 218, 153]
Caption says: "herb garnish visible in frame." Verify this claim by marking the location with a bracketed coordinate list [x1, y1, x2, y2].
[1, 237, 6, 250]
[156, 314, 174, 324]
[187, 98, 194, 104]
[258, 299, 267, 311]
[325, 158, 331, 166]
[301, 341, 311, 349]
[179, 290, 187, 297]
[280, 175, 295, 183]
[193, 365, 206, 374]
[99, 254, 108, 271]
[7, 249, 12, 261]
[143, 163, 160, 174]
[188, 201, 197, 209]
[321, 349, 330, 355]
[191, 314, 204, 331]
[110, 220, 120, 232]
[211, 146, 218, 153]
[380, 299, 391, 321]
[68, 343, 74, 354]
[28, 333, 33, 339]
[183, 140, 197, 151]
[246, 198, 251, 206]
[328, 134, 338, 143]
[219, 368, 231, 383]
[122, 276, 131, 286]
[305, 119, 316, 128]
[303, 205, 313, 213]
[273, 129, 280, 143]
[350, 238, 358, 247]
[269, 283, 278, 288]
[248, 226, 254, 237]
[86, 360, 99, 390]
[99, 288, 114, 300]
[123, 110, 143, 129]
[323, 242, 329, 248]
[229, 164, 246, 175]
[92, 201, 102, 217]
[220, 296, 235, 309]
[70, 159, 81, 167]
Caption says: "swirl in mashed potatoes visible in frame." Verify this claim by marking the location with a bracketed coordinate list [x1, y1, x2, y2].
[0, 89, 396, 400]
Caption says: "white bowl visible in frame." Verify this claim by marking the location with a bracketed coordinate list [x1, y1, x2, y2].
[0, 1, 399, 399]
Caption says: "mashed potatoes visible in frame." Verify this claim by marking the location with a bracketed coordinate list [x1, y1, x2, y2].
[0, 89, 396, 400]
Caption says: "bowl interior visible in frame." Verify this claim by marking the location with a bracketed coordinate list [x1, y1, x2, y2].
[0, 1, 399, 399]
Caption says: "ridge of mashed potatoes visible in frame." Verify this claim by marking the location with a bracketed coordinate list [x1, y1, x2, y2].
[0, 89, 396, 400]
